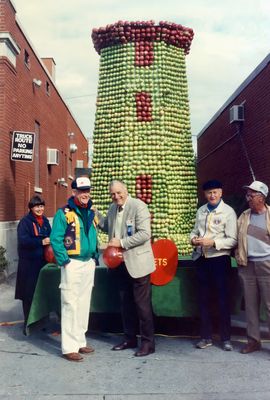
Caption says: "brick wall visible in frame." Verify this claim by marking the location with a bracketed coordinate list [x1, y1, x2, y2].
[197, 61, 270, 210]
[0, 0, 88, 221]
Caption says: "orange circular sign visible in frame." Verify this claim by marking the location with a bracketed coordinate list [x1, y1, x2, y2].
[150, 239, 178, 285]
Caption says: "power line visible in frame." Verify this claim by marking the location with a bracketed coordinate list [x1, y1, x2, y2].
[65, 94, 96, 100]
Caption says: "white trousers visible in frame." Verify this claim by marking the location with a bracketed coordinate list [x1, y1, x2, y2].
[59, 258, 95, 354]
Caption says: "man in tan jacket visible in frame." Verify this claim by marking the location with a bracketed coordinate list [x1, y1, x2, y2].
[97, 180, 156, 357]
[235, 180, 270, 354]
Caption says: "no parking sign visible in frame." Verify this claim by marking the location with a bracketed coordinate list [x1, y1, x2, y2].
[11, 131, 35, 162]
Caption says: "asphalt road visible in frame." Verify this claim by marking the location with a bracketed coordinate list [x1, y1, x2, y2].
[1, 276, 270, 400]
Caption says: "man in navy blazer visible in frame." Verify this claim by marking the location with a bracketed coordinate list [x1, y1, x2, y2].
[98, 180, 156, 356]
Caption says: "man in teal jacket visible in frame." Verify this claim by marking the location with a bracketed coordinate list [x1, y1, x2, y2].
[50, 176, 98, 362]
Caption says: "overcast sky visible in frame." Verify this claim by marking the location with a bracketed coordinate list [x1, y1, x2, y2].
[13, 0, 270, 148]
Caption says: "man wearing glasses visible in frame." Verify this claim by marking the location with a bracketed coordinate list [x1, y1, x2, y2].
[235, 180, 270, 354]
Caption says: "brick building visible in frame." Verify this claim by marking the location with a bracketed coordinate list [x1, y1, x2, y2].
[197, 53, 270, 212]
[0, 0, 89, 273]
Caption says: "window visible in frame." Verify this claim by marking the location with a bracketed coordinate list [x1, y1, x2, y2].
[24, 50, 30, 68]
[68, 157, 73, 178]
[0, 33, 20, 67]
[61, 152, 67, 182]
[46, 81, 50, 96]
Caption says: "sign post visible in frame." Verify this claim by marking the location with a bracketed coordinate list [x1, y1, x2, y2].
[11, 131, 35, 162]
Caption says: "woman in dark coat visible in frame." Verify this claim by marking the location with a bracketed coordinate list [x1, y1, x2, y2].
[15, 196, 51, 333]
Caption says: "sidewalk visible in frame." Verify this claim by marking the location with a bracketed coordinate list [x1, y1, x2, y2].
[1, 275, 270, 400]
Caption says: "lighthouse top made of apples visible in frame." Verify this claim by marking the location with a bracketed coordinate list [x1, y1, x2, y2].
[90, 20, 197, 255]
[91, 20, 194, 56]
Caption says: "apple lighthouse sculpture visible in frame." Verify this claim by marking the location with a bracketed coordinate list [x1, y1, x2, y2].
[91, 21, 197, 255]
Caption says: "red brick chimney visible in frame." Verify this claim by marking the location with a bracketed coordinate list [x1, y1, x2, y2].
[41, 57, 56, 82]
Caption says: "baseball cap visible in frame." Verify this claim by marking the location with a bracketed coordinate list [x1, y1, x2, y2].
[243, 180, 268, 197]
[71, 177, 91, 190]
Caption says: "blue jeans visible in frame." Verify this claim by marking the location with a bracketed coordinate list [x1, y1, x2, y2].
[196, 255, 231, 341]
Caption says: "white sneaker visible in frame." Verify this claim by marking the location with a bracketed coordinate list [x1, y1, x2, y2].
[196, 339, 213, 349]
[223, 340, 233, 351]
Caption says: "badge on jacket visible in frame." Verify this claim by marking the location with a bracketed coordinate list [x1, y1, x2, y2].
[126, 220, 133, 236]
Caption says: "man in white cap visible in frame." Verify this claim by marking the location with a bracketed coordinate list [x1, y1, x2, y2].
[235, 180, 270, 354]
[50, 176, 98, 362]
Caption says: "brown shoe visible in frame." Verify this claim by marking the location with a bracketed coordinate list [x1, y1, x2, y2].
[63, 352, 83, 362]
[134, 343, 155, 357]
[112, 340, 137, 351]
[79, 346, 95, 354]
[240, 340, 261, 354]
